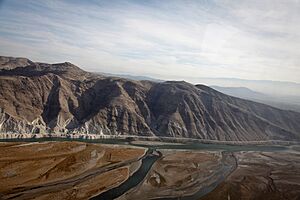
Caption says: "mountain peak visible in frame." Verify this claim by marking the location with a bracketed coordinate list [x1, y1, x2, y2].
[0, 57, 87, 79]
[0, 56, 34, 70]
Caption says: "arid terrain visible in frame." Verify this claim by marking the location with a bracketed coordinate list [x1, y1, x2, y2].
[118, 150, 236, 199]
[0, 141, 146, 200]
[1, 0, 300, 199]
[0, 141, 299, 200]
[1, 56, 300, 142]
[201, 151, 300, 200]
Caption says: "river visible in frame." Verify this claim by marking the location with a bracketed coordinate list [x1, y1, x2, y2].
[0, 137, 294, 200]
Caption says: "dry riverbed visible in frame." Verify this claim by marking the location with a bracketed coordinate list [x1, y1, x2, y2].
[0, 141, 299, 200]
[200, 151, 300, 200]
[118, 150, 237, 200]
[0, 142, 145, 200]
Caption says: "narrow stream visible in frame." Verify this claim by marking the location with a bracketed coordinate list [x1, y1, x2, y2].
[91, 149, 161, 200]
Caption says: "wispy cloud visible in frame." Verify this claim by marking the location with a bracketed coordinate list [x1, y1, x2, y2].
[0, 0, 299, 83]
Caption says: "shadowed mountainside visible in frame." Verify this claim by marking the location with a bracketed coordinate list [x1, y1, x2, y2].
[1, 56, 300, 141]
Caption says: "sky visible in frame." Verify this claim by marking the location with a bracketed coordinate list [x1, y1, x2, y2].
[0, 0, 300, 83]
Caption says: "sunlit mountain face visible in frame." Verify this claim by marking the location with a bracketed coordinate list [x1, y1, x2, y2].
[0, 1, 300, 200]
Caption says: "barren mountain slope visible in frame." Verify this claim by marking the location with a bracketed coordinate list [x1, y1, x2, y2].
[0, 56, 300, 141]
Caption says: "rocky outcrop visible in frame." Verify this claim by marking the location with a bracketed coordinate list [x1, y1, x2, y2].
[0, 56, 300, 141]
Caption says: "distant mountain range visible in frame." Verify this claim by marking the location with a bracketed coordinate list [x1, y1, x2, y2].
[1, 56, 300, 141]
[189, 77, 300, 97]
[211, 86, 300, 113]
[98, 72, 163, 82]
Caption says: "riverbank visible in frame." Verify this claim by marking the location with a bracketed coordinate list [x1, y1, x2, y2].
[1, 133, 299, 145]
[201, 151, 300, 200]
[117, 150, 237, 200]
[0, 140, 299, 200]
[0, 141, 147, 200]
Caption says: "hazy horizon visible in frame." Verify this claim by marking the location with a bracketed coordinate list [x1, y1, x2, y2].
[0, 0, 300, 83]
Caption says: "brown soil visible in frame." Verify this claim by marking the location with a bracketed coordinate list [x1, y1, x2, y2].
[118, 150, 224, 199]
[200, 152, 300, 200]
[0, 141, 145, 199]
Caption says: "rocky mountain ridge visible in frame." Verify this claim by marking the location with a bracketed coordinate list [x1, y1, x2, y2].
[1, 56, 300, 141]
